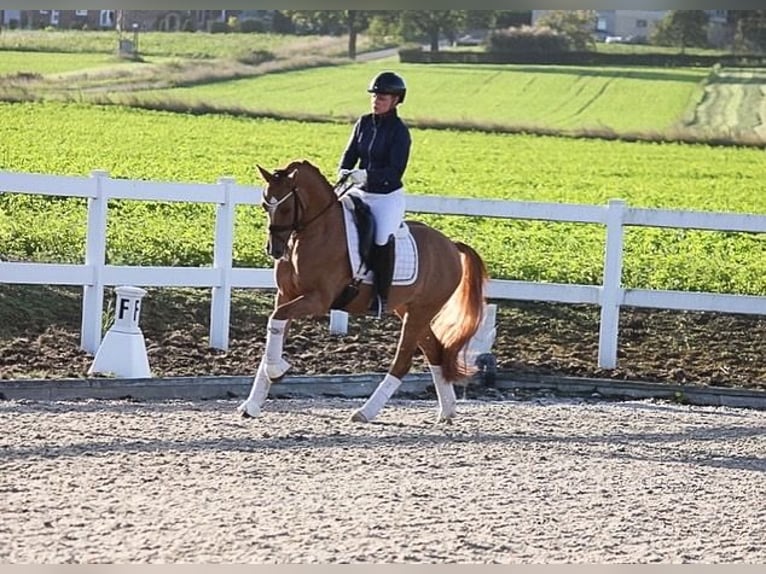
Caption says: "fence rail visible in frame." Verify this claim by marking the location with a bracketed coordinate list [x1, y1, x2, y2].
[2, 170, 765, 369]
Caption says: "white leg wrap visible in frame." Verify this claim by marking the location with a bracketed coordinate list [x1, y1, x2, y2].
[237, 360, 271, 417]
[352, 373, 401, 422]
[430, 365, 457, 421]
[264, 318, 291, 379]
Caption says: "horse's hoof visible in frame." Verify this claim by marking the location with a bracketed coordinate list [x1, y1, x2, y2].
[265, 358, 292, 381]
[350, 410, 369, 423]
[237, 402, 261, 419]
[437, 413, 455, 425]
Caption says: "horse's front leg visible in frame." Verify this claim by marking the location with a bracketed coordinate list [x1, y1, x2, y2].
[238, 291, 328, 418]
[237, 313, 293, 418]
[263, 313, 293, 380]
[264, 289, 333, 379]
[238, 359, 272, 418]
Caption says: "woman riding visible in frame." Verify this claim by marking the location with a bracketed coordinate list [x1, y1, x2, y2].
[338, 70, 411, 317]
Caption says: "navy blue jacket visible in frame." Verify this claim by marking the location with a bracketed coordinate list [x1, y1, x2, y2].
[339, 109, 411, 194]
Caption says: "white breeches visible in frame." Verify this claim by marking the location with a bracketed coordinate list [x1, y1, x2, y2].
[348, 186, 405, 245]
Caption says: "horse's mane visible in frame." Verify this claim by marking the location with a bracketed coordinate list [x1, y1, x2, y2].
[277, 159, 334, 197]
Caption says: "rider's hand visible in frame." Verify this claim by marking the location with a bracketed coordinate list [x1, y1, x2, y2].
[338, 168, 366, 186]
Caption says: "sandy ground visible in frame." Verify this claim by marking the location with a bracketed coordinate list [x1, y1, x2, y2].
[1, 395, 765, 564]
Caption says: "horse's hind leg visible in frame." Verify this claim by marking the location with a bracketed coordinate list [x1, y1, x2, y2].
[350, 309, 431, 423]
[418, 326, 457, 423]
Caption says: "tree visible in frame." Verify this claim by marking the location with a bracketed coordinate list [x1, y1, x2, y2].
[366, 12, 403, 44]
[285, 10, 371, 59]
[651, 10, 709, 52]
[401, 10, 465, 51]
[494, 11, 533, 29]
[535, 10, 597, 51]
[463, 10, 496, 31]
[729, 10, 766, 53]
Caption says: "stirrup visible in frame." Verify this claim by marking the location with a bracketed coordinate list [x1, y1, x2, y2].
[369, 294, 385, 319]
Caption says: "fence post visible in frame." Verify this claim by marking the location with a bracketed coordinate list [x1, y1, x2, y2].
[598, 198, 626, 369]
[210, 176, 235, 350]
[81, 170, 109, 354]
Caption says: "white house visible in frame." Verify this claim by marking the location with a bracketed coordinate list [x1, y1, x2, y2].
[531, 10, 669, 43]
[531, 10, 730, 45]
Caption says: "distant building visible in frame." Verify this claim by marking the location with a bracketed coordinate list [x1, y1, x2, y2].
[531, 10, 668, 43]
[16, 10, 115, 30]
[9, 10, 240, 32]
[121, 10, 237, 32]
[531, 10, 731, 47]
[1, 10, 22, 27]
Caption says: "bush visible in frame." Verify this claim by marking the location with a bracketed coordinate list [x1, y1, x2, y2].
[237, 49, 275, 65]
[488, 25, 570, 53]
[239, 19, 266, 33]
[271, 12, 294, 34]
[209, 21, 229, 34]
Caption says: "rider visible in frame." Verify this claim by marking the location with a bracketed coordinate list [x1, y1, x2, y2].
[338, 70, 411, 317]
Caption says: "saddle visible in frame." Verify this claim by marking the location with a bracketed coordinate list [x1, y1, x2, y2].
[330, 195, 418, 309]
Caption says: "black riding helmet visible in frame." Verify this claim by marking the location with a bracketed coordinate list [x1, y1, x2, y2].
[367, 71, 406, 104]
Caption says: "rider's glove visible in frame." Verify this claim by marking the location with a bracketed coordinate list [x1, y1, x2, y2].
[339, 168, 367, 187]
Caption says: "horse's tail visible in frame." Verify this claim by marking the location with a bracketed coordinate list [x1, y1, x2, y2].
[431, 241, 488, 382]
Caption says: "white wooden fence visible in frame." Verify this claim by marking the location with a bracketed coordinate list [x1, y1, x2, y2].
[1, 169, 765, 369]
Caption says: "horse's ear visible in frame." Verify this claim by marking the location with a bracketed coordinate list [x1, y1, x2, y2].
[256, 165, 274, 184]
[287, 168, 298, 180]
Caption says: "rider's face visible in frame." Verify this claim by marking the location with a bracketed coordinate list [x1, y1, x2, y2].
[371, 93, 397, 115]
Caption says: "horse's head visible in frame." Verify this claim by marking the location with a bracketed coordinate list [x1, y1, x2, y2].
[257, 163, 299, 259]
[256, 160, 335, 260]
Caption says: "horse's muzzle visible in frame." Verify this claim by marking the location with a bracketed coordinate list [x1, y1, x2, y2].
[266, 234, 287, 260]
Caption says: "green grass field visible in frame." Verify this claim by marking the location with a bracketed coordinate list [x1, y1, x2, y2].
[0, 50, 132, 75]
[1, 30, 763, 140]
[0, 55, 715, 136]
[0, 30, 339, 59]
[139, 61, 710, 133]
[0, 31, 764, 296]
[1, 101, 764, 296]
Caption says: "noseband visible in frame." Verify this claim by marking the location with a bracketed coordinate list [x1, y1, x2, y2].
[263, 182, 338, 237]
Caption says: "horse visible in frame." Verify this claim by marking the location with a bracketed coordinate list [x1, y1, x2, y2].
[238, 159, 488, 423]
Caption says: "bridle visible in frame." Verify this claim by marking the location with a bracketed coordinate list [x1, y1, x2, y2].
[263, 171, 352, 237]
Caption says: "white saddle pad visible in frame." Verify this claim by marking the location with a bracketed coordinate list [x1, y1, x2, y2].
[341, 197, 418, 286]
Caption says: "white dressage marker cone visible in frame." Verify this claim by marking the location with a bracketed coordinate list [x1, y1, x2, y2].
[329, 309, 349, 336]
[463, 304, 497, 356]
[463, 302, 497, 377]
[89, 286, 151, 378]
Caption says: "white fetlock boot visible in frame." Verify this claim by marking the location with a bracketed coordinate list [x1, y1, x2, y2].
[238, 360, 271, 418]
[264, 317, 291, 380]
[430, 365, 457, 423]
[350, 374, 401, 423]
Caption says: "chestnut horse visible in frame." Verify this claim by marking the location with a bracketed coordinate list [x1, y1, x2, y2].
[238, 159, 488, 423]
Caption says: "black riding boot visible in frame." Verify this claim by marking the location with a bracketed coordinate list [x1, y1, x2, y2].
[370, 235, 395, 318]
